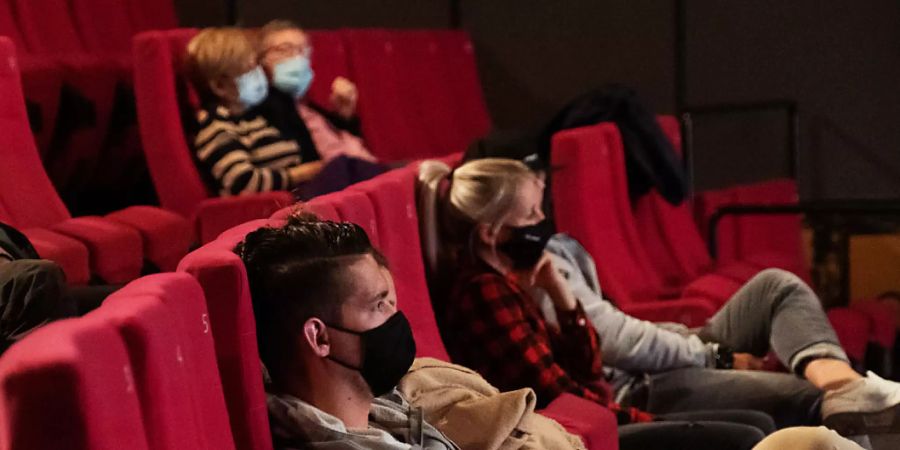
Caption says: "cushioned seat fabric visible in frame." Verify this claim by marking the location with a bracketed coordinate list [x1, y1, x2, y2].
[343, 29, 490, 161]
[51, 217, 143, 283]
[827, 308, 870, 363]
[0, 37, 145, 283]
[89, 274, 236, 449]
[106, 205, 194, 271]
[0, 319, 149, 450]
[20, 227, 91, 285]
[178, 238, 274, 450]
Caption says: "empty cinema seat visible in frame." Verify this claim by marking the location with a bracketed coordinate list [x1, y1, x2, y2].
[0, 36, 191, 281]
[87, 274, 235, 449]
[0, 319, 150, 450]
[132, 29, 294, 243]
[343, 29, 491, 161]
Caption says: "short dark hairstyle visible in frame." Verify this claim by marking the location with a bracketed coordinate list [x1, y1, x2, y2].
[236, 213, 384, 380]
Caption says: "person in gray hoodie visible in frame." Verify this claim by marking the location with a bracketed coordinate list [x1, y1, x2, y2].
[418, 157, 900, 450]
[237, 214, 457, 449]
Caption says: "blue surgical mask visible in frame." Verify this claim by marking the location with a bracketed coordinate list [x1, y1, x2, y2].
[235, 66, 269, 109]
[271, 55, 314, 99]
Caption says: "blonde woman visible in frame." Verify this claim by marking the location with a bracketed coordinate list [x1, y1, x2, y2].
[418, 158, 900, 449]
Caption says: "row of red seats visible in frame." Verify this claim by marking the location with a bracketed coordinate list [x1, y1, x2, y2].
[0, 37, 191, 284]
[0, 0, 176, 200]
[0, 164, 619, 450]
[133, 28, 491, 243]
[550, 119, 893, 361]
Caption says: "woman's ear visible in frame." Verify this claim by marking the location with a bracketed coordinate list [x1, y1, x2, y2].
[476, 223, 499, 246]
[301, 318, 330, 358]
[209, 76, 236, 103]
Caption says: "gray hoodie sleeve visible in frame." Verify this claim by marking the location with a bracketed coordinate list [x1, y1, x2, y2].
[538, 234, 717, 373]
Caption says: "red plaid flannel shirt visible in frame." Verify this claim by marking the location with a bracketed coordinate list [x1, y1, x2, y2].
[445, 262, 653, 424]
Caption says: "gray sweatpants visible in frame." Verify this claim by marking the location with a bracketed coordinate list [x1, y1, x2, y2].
[639, 269, 848, 428]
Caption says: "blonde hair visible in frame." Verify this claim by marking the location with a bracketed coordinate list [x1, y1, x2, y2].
[417, 158, 534, 275]
[185, 27, 257, 104]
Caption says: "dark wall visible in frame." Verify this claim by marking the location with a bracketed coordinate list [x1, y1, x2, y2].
[685, 0, 900, 198]
[175, 0, 900, 199]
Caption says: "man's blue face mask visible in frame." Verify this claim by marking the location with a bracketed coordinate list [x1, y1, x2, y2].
[271, 55, 314, 99]
[235, 66, 269, 109]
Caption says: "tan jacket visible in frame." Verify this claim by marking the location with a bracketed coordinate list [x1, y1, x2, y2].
[398, 358, 586, 450]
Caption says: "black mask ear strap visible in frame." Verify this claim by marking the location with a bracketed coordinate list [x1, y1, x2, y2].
[322, 322, 363, 371]
[323, 322, 362, 336]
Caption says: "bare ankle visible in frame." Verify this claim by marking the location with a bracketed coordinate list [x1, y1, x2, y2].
[804, 358, 862, 391]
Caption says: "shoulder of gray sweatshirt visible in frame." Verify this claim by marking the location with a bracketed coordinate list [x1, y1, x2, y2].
[533, 234, 719, 396]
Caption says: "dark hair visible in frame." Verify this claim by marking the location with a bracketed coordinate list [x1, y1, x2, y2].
[236, 212, 383, 380]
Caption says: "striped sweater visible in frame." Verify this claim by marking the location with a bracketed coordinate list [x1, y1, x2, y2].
[193, 105, 308, 196]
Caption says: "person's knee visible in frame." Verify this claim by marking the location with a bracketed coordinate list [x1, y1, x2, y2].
[3, 259, 66, 286]
[752, 426, 855, 450]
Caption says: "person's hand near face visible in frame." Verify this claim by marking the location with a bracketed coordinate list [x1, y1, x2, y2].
[330, 76, 358, 119]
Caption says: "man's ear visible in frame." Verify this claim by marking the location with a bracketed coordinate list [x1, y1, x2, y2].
[301, 318, 330, 357]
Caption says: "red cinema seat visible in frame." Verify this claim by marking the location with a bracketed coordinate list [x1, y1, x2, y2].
[0, 319, 149, 450]
[343, 29, 490, 161]
[0, 36, 190, 281]
[551, 125, 718, 326]
[350, 168, 451, 360]
[89, 274, 236, 450]
[633, 117, 764, 288]
[326, 190, 381, 247]
[827, 308, 870, 364]
[71, 0, 136, 55]
[271, 199, 340, 222]
[133, 29, 294, 243]
[304, 30, 352, 112]
[13, 226, 91, 284]
[178, 234, 274, 450]
[126, 0, 178, 32]
[540, 394, 619, 450]
[11, 0, 126, 193]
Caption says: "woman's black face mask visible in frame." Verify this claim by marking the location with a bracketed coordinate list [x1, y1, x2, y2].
[496, 220, 554, 269]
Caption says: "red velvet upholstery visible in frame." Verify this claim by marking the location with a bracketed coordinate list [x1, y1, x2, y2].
[827, 308, 870, 363]
[105, 205, 193, 272]
[132, 29, 296, 243]
[852, 300, 897, 350]
[328, 190, 381, 247]
[126, 0, 179, 32]
[70, 0, 135, 54]
[305, 30, 352, 112]
[350, 168, 452, 360]
[11, 0, 123, 192]
[178, 237, 273, 450]
[271, 200, 341, 222]
[19, 227, 91, 285]
[551, 124, 721, 315]
[343, 29, 490, 161]
[0, 319, 149, 450]
[89, 274, 236, 449]
[0, 37, 145, 283]
[88, 295, 206, 449]
[540, 393, 619, 450]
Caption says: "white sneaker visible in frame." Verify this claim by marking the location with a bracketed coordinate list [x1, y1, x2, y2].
[822, 371, 900, 449]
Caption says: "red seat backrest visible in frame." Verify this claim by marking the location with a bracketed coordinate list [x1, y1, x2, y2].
[88, 293, 207, 449]
[71, 0, 136, 54]
[99, 273, 237, 450]
[132, 29, 209, 219]
[351, 168, 451, 360]
[178, 236, 273, 450]
[0, 1, 28, 52]
[343, 29, 490, 161]
[126, 0, 178, 32]
[732, 179, 804, 264]
[305, 30, 351, 111]
[328, 190, 381, 247]
[632, 116, 714, 284]
[551, 124, 663, 305]
[0, 319, 149, 450]
[0, 37, 72, 229]
[12, 0, 86, 54]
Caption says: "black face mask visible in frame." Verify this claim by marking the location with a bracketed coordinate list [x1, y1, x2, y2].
[325, 312, 417, 397]
[496, 220, 554, 269]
